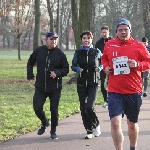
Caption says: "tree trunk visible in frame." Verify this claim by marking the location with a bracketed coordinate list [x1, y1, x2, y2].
[46, 0, 54, 31]
[66, 27, 69, 50]
[71, 0, 79, 49]
[3, 35, 6, 48]
[71, 0, 92, 49]
[17, 36, 21, 60]
[59, 0, 65, 50]
[66, 11, 71, 50]
[17, 28, 21, 60]
[90, 0, 96, 34]
[33, 0, 41, 51]
[142, 0, 150, 41]
[56, 0, 60, 34]
[78, 0, 91, 31]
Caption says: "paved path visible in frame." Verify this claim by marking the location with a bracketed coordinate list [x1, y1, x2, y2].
[0, 89, 150, 150]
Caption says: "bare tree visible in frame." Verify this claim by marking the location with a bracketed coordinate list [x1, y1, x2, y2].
[12, 0, 34, 60]
[0, 0, 11, 49]
[0, 0, 34, 59]
[14, 0, 34, 59]
[0, 0, 147, 53]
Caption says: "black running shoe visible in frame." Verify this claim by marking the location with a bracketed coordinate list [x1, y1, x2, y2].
[37, 119, 50, 135]
[37, 125, 46, 135]
[143, 92, 147, 97]
[50, 132, 58, 139]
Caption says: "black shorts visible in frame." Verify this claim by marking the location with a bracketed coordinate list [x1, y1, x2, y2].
[108, 92, 142, 123]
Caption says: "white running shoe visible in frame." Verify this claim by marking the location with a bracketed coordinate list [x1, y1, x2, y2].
[93, 125, 101, 137]
[85, 133, 94, 139]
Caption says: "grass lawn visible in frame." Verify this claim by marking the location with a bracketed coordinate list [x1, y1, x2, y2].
[0, 50, 103, 142]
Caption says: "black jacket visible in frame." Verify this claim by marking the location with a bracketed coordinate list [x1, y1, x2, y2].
[95, 37, 111, 53]
[27, 45, 69, 92]
[72, 48, 100, 87]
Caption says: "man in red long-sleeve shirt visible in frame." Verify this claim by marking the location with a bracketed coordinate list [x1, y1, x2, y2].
[101, 18, 150, 150]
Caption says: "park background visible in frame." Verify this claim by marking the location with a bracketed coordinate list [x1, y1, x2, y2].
[0, 0, 150, 142]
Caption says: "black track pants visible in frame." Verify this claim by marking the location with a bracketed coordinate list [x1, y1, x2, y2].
[33, 89, 61, 132]
[77, 85, 99, 132]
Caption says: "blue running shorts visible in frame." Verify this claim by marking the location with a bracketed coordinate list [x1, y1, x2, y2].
[108, 92, 142, 123]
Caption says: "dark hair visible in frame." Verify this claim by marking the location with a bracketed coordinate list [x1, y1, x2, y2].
[101, 26, 109, 31]
[142, 37, 148, 42]
[80, 31, 93, 40]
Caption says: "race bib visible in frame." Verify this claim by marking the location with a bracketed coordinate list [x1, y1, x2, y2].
[112, 56, 130, 75]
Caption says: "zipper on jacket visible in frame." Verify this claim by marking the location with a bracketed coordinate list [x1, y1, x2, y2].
[57, 78, 59, 88]
[45, 68, 47, 91]
[86, 50, 89, 86]
[94, 72, 96, 83]
[48, 59, 50, 68]
[45, 51, 50, 91]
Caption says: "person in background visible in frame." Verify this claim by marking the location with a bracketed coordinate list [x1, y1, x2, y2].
[95, 26, 111, 108]
[101, 18, 150, 150]
[141, 37, 150, 97]
[71, 31, 102, 139]
[142, 37, 150, 52]
[27, 32, 69, 139]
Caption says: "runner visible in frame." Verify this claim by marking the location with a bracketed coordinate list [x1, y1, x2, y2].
[101, 18, 150, 150]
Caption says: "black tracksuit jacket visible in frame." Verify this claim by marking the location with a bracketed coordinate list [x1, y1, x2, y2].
[95, 37, 111, 53]
[71, 48, 100, 87]
[27, 45, 69, 92]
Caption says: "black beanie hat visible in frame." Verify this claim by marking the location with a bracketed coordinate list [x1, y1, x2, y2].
[142, 37, 148, 42]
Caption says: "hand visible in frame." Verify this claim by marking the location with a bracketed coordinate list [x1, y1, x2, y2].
[50, 71, 56, 78]
[104, 66, 112, 75]
[127, 59, 138, 68]
[28, 77, 35, 82]
[28, 77, 35, 84]
[80, 68, 83, 73]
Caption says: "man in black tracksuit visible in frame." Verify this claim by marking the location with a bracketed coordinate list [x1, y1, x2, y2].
[95, 26, 111, 108]
[27, 32, 69, 139]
